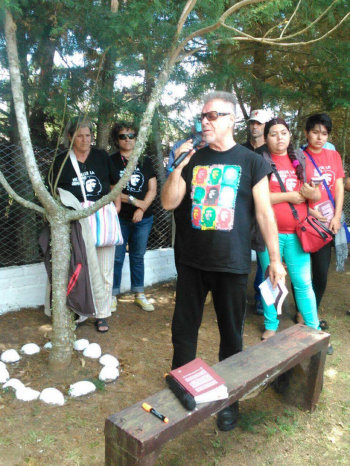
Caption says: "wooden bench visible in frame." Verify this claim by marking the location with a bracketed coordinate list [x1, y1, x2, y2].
[105, 324, 329, 465]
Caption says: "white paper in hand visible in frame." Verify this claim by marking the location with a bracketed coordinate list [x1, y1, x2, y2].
[259, 277, 288, 315]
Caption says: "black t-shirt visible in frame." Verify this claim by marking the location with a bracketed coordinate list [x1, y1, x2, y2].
[242, 141, 267, 155]
[51, 148, 119, 202]
[176, 144, 272, 274]
[110, 152, 156, 220]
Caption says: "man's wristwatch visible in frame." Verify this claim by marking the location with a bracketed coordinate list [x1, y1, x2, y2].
[128, 195, 135, 205]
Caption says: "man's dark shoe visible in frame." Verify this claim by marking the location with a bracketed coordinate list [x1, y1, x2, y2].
[319, 319, 329, 330]
[216, 401, 239, 431]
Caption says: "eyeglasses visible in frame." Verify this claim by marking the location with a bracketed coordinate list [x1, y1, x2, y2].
[118, 133, 136, 140]
[200, 111, 232, 121]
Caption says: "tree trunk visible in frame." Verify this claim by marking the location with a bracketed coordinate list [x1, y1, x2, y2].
[8, 98, 20, 145]
[293, 105, 305, 149]
[250, 43, 266, 110]
[48, 217, 74, 371]
[96, 48, 117, 150]
[341, 107, 349, 165]
[151, 110, 166, 187]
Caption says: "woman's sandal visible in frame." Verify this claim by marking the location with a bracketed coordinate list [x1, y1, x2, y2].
[95, 319, 109, 333]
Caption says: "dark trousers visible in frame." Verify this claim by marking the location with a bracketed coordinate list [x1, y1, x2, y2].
[253, 255, 263, 303]
[311, 242, 332, 309]
[171, 263, 248, 369]
[292, 242, 332, 311]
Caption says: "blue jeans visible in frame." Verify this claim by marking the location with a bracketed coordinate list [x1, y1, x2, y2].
[113, 215, 153, 295]
[258, 233, 320, 331]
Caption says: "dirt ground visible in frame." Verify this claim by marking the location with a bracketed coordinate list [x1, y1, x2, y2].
[0, 257, 349, 466]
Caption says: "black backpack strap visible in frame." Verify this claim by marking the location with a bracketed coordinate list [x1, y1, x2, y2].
[270, 163, 300, 221]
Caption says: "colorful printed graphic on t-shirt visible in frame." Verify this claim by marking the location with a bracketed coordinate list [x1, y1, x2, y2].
[191, 164, 240, 230]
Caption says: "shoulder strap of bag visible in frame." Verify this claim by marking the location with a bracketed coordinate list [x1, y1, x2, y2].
[304, 149, 335, 208]
[69, 150, 88, 203]
[270, 163, 300, 221]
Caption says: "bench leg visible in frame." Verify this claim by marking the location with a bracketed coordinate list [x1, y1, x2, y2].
[303, 347, 327, 411]
[105, 439, 160, 466]
[277, 347, 327, 412]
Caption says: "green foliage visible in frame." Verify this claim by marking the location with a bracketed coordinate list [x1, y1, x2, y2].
[1, 0, 350, 156]
[88, 377, 106, 391]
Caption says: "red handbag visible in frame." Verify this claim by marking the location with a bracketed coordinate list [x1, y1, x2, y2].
[295, 215, 334, 253]
[271, 163, 334, 253]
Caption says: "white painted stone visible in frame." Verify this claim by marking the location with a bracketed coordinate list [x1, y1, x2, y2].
[83, 343, 101, 359]
[74, 339, 89, 351]
[99, 354, 119, 368]
[99, 366, 119, 383]
[39, 388, 65, 406]
[1, 349, 20, 363]
[0, 361, 6, 370]
[0, 367, 10, 384]
[21, 343, 41, 355]
[69, 381, 96, 397]
[43, 342, 52, 349]
[16, 387, 40, 401]
[3, 378, 25, 391]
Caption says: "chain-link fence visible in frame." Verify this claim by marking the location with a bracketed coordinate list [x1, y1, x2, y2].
[0, 143, 172, 268]
[1, 143, 349, 269]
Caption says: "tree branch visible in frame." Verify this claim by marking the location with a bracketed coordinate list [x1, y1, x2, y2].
[177, 0, 198, 36]
[220, 11, 350, 47]
[4, 10, 57, 213]
[280, 0, 302, 38]
[274, 0, 341, 41]
[0, 169, 45, 214]
[174, 0, 269, 58]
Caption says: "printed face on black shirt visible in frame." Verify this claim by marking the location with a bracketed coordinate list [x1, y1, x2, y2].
[85, 175, 102, 195]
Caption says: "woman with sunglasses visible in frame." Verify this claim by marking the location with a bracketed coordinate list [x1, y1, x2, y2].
[110, 122, 157, 312]
[257, 118, 321, 340]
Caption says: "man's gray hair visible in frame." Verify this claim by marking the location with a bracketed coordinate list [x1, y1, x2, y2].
[203, 91, 237, 113]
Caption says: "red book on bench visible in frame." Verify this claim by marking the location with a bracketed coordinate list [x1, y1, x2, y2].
[169, 358, 228, 404]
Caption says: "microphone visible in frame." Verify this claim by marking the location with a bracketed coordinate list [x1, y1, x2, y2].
[165, 374, 196, 411]
[171, 133, 202, 169]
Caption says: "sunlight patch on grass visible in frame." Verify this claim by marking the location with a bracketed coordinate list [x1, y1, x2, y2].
[325, 368, 337, 378]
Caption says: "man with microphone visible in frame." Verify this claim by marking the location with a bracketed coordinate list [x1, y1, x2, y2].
[166, 120, 206, 271]
[166, 117, 204, 177]
[161, 91, 285, 432]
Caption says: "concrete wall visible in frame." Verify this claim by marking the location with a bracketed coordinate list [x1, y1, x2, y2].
[0, 248, 177, 315]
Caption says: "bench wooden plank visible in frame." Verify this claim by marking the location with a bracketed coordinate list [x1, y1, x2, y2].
[105, 325, 329, 465]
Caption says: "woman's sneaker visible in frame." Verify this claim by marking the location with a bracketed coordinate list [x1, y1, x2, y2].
[134, 294, 154, 312]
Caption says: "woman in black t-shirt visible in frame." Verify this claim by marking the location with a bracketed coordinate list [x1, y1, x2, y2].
[49, 118, 119, 332]
[110, 122, 157, 312]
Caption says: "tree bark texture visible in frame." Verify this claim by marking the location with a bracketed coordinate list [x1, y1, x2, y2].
[48, 217, 74, 371]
